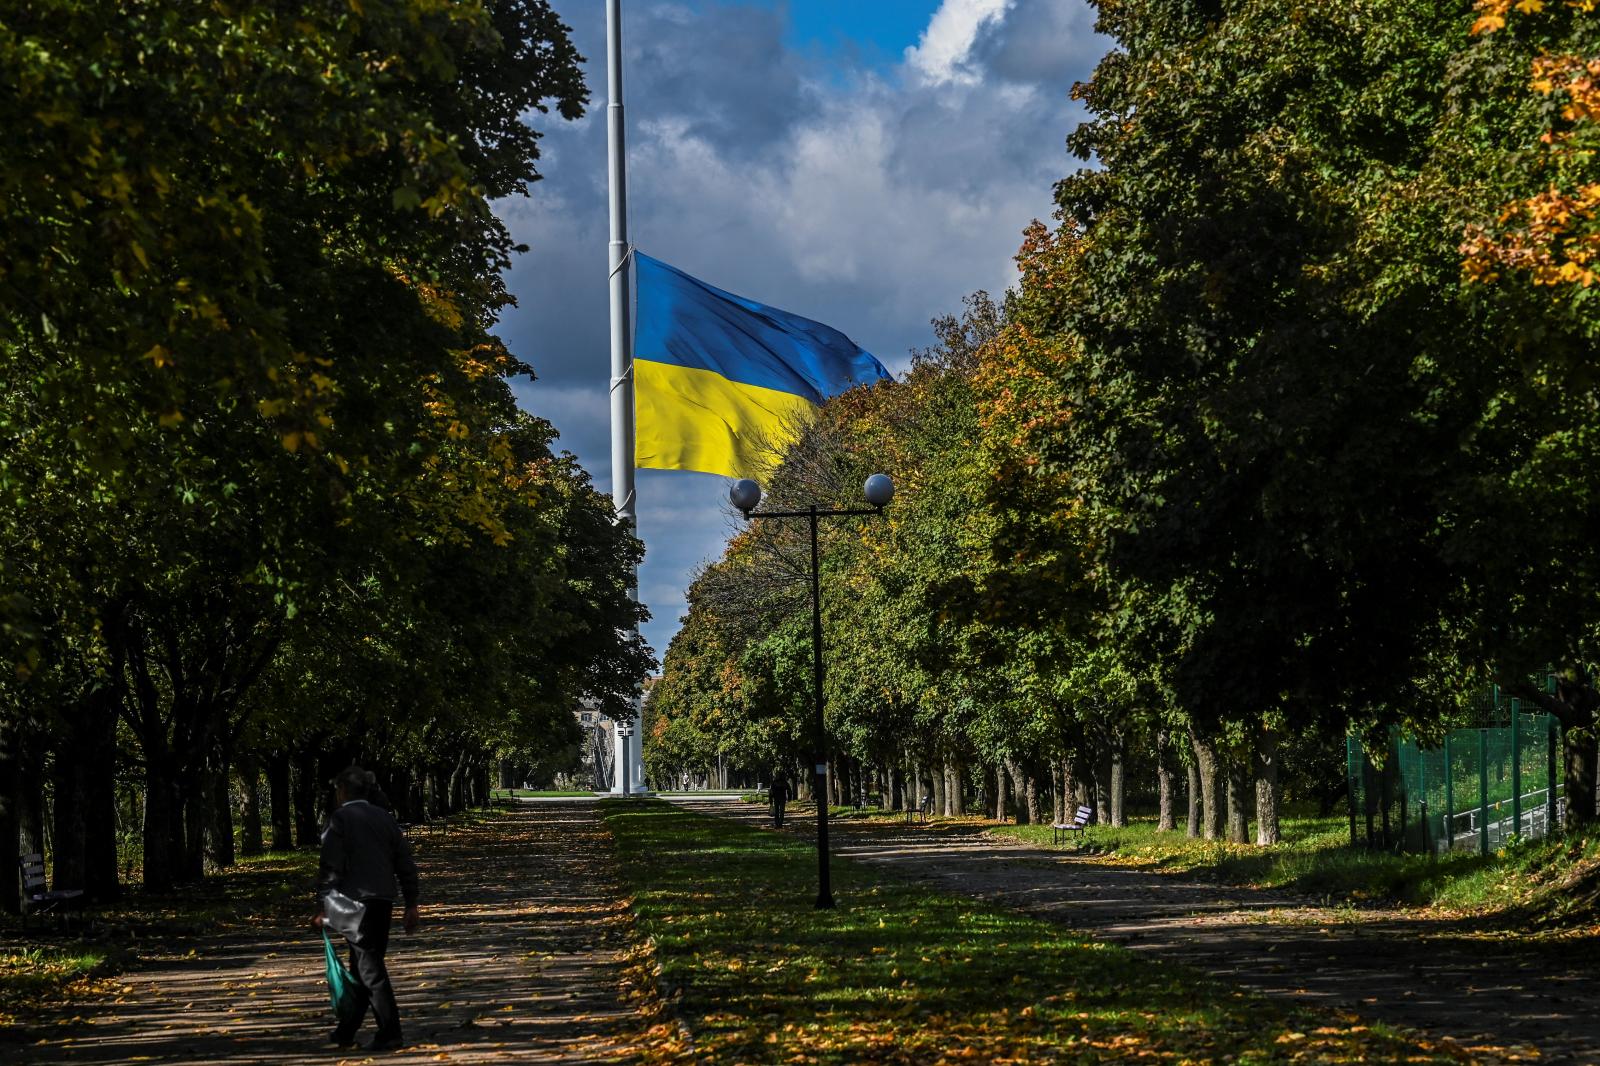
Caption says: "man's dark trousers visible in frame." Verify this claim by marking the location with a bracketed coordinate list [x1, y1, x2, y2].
[334, 901, 401, 1045]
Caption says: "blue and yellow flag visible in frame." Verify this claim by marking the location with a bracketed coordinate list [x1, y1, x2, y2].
[633, 253, 890, 478]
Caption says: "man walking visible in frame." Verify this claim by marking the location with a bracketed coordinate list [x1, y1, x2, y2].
[769, 771, 789, 829]
[314, 766, 420, 1052]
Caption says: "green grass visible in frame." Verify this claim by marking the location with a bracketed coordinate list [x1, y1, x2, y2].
[602, 798, 1456, 1064]
[987, 810, 1600, 915]
[0, 945, 109, 1014]
[491, 788, 593, 798]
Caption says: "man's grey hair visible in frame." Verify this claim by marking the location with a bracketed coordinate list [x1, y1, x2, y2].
[334, 765, 375, 798]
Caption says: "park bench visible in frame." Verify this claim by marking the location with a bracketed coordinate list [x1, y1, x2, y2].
[19, 853, 84, 913]
[1052, 805, 1093, 846]
[904, 794, 935, 824]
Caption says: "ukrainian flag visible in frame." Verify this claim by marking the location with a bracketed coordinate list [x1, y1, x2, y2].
[633, 253, 891, 478]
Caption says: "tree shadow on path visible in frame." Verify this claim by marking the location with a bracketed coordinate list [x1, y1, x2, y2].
[10, 802, 652, 1066]
[672, 795, 1600, 1065]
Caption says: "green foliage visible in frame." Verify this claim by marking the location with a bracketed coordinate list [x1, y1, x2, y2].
[0, 1, 650, 900]
[651, 0, 1600, 847]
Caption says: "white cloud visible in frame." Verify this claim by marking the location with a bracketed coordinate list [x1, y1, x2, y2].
[500, 0, 1104, 656]
[905, 0, 1016, 87]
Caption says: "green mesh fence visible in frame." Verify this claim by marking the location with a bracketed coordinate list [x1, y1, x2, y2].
[1347, 694, 1563, 855]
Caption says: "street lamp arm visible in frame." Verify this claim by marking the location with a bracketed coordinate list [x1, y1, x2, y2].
[747, 507, 884, 520]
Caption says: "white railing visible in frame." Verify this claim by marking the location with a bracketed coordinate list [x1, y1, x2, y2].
[1441, 782, 1565, 854]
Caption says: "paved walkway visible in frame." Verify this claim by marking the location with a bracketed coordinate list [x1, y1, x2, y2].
[669, 794, 1600, 1064]
[14, 801, 655, 1065]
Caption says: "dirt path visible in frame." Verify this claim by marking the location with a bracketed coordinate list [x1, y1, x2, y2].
[14, 800, 652, 1066]
[669, 794, 1600, 1064]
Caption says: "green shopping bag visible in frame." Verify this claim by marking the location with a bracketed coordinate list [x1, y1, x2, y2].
[322, 930, 363, 1026]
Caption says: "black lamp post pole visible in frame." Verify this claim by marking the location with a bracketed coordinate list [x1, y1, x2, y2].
[808, 505, 833, 907]
[744, 501, 882, 909]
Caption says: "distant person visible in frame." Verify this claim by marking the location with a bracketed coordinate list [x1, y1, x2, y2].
[770, 773, 789, 829]
[313, 765, 420, 1053]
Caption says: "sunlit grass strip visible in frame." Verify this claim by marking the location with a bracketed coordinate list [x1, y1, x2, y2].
[0, 947, 110, 1026]
[603, 799, 1458, 1064]
[988, 812, 1600, 914]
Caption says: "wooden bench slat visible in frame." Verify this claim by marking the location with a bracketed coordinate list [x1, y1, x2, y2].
[17, 855, 83, 913]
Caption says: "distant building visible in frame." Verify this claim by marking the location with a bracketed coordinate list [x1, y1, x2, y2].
[572, 698, 613, 792]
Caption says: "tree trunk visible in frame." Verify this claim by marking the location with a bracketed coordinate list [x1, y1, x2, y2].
[1156, 730, 1176, 832]
[1191, 729, 1223, 840]
[84, 771, 120, 900]
[1255, 727, 1281, 846]
[449, 753, 468, 812]
[1006, 758, 1029, 824]
[51, 744, 88, 894]
[890, 764, 904, 811]
[388, 765, 413, 823]
[142, 756, 178, 892]
[293, 751, 320, 846]
[1108, 735, 1127, 827]
[266, 752, 293, 850]
[930, 759, 946, 817]
[994, 761, 1011, 821]
[1225, 756, 1250, 844]
[0, 716, 21, 914]
[1072, 753, 1091, 812]
[1025, 764, 1046, 825]
[1185, 757, 1200, 838]
[19, 740, 46, 859]
[208, 753, 236, 869]
[239, 755, 264, 857]
[1090, 751, 1109, 825]
[945, 757, 962, 816]
[182, 770, 208, 879]
[1564, 729, 1597, 830]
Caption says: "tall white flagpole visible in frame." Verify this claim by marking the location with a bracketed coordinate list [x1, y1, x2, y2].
[606, 0, 645, 794]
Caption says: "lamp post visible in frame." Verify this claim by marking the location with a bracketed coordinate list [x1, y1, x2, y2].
[731, 473, 895, 909]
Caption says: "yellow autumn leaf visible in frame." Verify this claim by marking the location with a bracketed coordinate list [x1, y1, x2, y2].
[1472, 14, 1506, 31]
[144, 344, 172, 368]
[158, 410, 183, 428]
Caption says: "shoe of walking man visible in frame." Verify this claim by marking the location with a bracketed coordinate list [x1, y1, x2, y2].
[313, 765, 420, 1052]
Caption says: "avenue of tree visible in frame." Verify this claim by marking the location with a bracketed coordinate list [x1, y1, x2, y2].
[645, 1, 1600, 842]
[0, 1, 652, 910]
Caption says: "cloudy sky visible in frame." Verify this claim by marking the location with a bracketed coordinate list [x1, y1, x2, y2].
[496, 0, 1105, 660]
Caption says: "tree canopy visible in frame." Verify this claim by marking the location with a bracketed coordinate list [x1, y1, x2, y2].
[647, 0, 1600, 844]
[1, 0, 649, 907]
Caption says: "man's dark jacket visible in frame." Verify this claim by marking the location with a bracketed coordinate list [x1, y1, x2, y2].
[318, 799, 420, 907]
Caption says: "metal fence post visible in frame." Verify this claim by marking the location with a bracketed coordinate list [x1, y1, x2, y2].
[1511, 703, 1522, 842]
[1443, 735, 1453, 855]
[1346, 736, 1358, 848]
[1548, 715, 1560, 833]
[1479, 728, 1490, 856]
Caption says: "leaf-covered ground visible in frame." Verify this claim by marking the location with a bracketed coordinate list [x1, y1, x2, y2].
[605, 798, 1481, 1064]
[687, 795, 1600, 1060]
[7, 802, 674, 1065]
